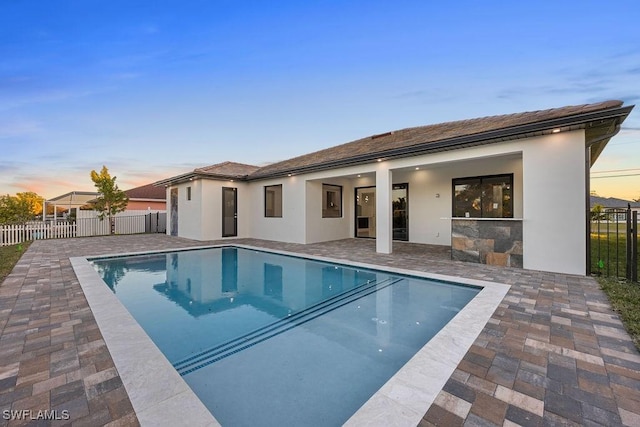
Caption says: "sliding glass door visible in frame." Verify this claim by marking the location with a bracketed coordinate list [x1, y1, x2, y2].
[355, 184, 408, 240]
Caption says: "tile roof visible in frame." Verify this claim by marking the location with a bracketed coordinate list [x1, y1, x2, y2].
[155, 100, 632, 187]
[124, 183, 167, 200]
[249, 100, 626, 179]
[195, 161, 260, 178]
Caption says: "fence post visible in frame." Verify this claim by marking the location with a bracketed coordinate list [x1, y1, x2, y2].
[633, 210, 638, 283]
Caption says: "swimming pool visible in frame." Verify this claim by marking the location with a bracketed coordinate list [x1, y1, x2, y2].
[90, 246, 480, 426]
[71, 248, 508, 425]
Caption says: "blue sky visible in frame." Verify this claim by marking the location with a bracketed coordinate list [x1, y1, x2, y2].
[1, 1, 639, 200]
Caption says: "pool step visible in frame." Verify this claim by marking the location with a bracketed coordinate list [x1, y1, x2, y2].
[173, 277, 403, 376]
[173, 276, 391, 373]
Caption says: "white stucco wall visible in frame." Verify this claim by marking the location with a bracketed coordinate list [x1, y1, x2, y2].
[305, 178, 353, 244]
[249, 176, 307, 243]
[520, 130, 586, 275]
[166, 181, 204, 240]
[168, 130, 587, 275]
[167, 180, 251, 241]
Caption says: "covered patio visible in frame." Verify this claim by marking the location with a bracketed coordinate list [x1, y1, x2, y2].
[44, 191, 99, 222]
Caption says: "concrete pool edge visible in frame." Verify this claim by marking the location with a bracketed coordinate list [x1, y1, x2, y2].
[71, 244, 510, 427]
[70, 257, 220, 427]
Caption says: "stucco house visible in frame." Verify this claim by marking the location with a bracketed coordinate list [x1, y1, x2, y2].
[590, 195, 640, 211]
[155, 100, 633, 276]
[123, 183, 167, 211]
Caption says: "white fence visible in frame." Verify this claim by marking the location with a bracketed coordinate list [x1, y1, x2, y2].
[0, 211, 166, 246]
[0, 222, 77, 246]
[76, 210, 163, 237]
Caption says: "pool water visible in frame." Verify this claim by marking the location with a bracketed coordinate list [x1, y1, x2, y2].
[92, 247, 479, 426]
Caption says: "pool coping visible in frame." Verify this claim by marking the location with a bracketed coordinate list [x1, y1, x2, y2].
[71, 243, 510, 427]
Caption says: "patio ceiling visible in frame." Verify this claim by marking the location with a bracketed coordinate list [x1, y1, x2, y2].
[45, 191, 99, 208]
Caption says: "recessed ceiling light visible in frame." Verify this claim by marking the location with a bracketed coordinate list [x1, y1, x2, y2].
[415, 167, 420, 170]
[377, 159, 382, 162]
[552, 128, 561, 133]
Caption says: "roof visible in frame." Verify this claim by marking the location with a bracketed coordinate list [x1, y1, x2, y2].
[155, 161, 260, 186]
[250, 100, 632, 179]
[590, 196, 640, 209]
[46, 191, 99, 207]
[195, 161, 260, 177]
[124, 183, 166, 200]
[155, 100, 633, 186]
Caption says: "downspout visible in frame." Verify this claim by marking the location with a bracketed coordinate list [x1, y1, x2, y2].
[585, 124, 621, 275]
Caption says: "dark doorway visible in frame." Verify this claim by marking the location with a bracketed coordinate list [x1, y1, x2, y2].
[222, 187, 237, 237]
[393, 183, 409, 241]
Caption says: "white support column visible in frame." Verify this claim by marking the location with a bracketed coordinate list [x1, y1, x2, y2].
[376, 166, 392, 254]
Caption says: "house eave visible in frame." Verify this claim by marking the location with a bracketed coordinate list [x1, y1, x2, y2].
[154, 172, 250, 187]
[248, 105, 634, 180]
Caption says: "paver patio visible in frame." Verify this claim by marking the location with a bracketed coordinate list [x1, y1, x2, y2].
[1, 234, 639, 426]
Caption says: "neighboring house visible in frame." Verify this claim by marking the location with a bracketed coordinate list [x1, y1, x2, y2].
[155, 100, 634, 276]
[590, 195, 640, 222]
[590, 195, 640, 211]
[124, 183, 167, 211]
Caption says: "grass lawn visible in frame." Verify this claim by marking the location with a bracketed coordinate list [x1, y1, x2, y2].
[597, 276, 640, 351]
[590, 233, 639, 279]
[0, 241, 31, 284]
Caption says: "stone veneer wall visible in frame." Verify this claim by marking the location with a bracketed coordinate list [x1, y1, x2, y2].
[451, 219, 523, 268]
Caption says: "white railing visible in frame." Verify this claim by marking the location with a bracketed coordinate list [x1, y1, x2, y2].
[0, 222, 77, 246]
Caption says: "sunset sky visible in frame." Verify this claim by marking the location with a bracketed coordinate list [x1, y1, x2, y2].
[1, 1, 639, 201]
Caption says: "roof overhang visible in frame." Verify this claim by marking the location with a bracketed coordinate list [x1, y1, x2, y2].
[45, 191, 100, 207]
[249, 104, 634, 180]
[154, 171, 248, 187]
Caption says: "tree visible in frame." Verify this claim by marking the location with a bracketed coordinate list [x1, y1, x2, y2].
[590, 203, 606, 221]
[0, 192, 43, 224]
[16, 192, 44, 216]
[90, 166, 129, 234]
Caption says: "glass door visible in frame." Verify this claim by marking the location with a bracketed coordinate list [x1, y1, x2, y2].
[222, 187, 237, 237]
[355, 187, 376, 238]
[392, 183, 408, 241]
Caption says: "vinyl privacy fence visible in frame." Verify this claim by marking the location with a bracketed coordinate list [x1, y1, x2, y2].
[0, 211, 166, 246]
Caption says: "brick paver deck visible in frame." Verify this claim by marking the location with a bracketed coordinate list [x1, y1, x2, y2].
[1, 235, 639, 426]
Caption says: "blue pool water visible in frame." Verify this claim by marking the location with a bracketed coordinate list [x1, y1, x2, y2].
[92, 246, 479, 426]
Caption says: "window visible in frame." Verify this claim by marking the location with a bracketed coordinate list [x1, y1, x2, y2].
[264, 185, 282, 217]
[186, 186, 191, 201]
[453, 174, 513, 218]
[323, 184, 342, 218]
